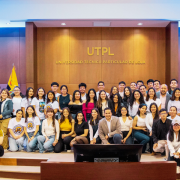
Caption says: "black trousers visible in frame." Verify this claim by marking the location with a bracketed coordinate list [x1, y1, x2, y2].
[168, 153, 180, 166]
[54, 131, 73, 153]
[0, 145, 4, 157]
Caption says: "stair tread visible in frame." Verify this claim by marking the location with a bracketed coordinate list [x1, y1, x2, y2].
[0, 165, 40, 173]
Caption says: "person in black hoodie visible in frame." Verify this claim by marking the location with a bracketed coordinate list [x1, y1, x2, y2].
[96, 90, 113, 118]
[152, 108, 171, 158]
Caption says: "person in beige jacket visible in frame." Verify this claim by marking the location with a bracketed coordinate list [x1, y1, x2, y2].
[98, 107, 122, 144]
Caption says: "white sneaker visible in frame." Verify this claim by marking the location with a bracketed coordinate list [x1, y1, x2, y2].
[176, 166, 180, 174]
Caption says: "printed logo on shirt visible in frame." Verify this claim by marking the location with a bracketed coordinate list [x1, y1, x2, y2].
[46, 103, 53, 111]
[13, 124, 24, 135]
[27, 121, 35, 130]
[39, 102, 45, 113]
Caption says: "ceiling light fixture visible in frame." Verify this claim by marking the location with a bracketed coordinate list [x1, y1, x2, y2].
[137, 23, 143, 26]
[6, 23, 10, 25]
[61, 23, 66, 26]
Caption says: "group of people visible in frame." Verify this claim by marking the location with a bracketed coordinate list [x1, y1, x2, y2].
[0, 79, 180, 170]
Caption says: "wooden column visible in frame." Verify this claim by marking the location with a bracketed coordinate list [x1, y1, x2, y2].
[165, 21, 179, 86]
[26, 22, 37, 91]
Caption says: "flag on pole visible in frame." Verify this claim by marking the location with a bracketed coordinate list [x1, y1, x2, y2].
[7, 65, 18, 93]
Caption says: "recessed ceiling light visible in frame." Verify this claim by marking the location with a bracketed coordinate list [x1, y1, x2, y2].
[61, 23, 66, 26]
[6, 23, 10, 25]
[138, 23, 143, 26]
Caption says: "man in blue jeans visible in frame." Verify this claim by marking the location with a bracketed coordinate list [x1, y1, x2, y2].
[98, 107, 122, 144]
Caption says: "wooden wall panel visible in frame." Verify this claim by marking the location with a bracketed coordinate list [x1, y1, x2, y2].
[36, 27, 167, 95]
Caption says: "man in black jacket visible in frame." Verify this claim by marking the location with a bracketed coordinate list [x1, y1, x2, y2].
[152, 109, 171, 157]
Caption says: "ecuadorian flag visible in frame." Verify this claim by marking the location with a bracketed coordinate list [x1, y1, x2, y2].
[7, 65, 18, 92]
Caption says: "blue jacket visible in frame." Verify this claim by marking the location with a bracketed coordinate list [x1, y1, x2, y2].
[1, 98, 13, 119]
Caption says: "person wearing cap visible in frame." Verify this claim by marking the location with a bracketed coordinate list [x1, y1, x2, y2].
[167, 119, 180, 173]
[0, 129, 4, 157]
[152, 109, 171, 158]
[50, 82, 61, 100]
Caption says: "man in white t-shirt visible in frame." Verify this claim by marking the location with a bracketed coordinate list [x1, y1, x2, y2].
[96, 81, 109, 100]
[118, 81, 126, 98]
[51, 82, 61, 100]
[156, 84, 171, 111]
[154, 80, 161, 93]
[79, 83, 87, 102]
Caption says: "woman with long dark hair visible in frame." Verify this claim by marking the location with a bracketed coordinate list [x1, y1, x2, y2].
[145, 103, 159, 154]
[32, 87, 46, 135]
[145, 87, 161, 112]
[167, 120, 180, 173]
[54, 107, 75, 153]
[0, 88, 13, 149]
[70, 111, 89, 146]
[111, 93, 123, 117]
[168, 88, 180, 116]
[82, 88, 97, 121]
[24, 105, 40, 152]
[21, 87, 34, 118]
[37, 108, 59, 153]
[68, 90, 83, 119]
[119, 106, 133, 144]
[109, 86, 119, 101]
[89, 108, 102, 144]
[58, 85, 72, 114]
[123, 86, 132, 107]
[128, 90, 145, 118]
[133, 104, 150, 153]
[8, 109, 25, 151]
[44, 91, 59, 118]
[96, 90, 113, 118]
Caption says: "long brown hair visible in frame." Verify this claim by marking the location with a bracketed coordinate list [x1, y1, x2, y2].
[146, 87, 157, 101]
[46, 108, 55, 127]
[0, 88, 11, 99]
[171, 88, 180, 101]
[97, 90, 109, 108]
[60, 107, 72, 124]
[90, 108, 102, 125]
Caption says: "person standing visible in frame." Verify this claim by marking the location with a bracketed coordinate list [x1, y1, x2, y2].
[147, 79, 154, 89]
[154, 80, 161, 93]
[0, 89, 13, 149]
[130, 82, 137, 93]
[169, 79, 178, 95]
[167, 106, 180, 121]
[137, 80, 144, 89]
[156, 84, 171, 111]
[118, 81, 126, 99]
[109, 86, 119, 101]
[168, 88, 180, 116]
[50, 82, 60, 100]
[139, 85, 147, 100]
[123, 86, 132, 107]
[98, 107, 122, 144]
[79, 83, 87, 102]
[96, 81, 109, 100]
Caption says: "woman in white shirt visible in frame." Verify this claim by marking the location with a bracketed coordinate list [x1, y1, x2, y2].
[8, 109, 25, 151]
[167, 106, 180, 121]
[12, 86, 22, 117]
[119, 106, 133, 144]
[89, 108, 102, 144]
[133, 104, 150, 153]
[145, 103, 159, 154]
[167, 119, 180, 173]
[145, 87, 161, 113]
[31, 87, 46, 135]
[21, 87, 34, 118]
[24, 105, 40, 152]
[128, 90, 145, 118]
[44, 91, 59, 119]
[168, 88, 180, 115]
[37, 108, 59, 153]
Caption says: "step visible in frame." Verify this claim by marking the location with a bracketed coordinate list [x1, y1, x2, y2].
[0, 157, 48, 166]
[0, 165, 40, 180]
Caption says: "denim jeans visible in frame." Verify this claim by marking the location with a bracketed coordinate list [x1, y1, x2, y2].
[39, 119, 44, 135]
[37, 135, 55, 153]
[26, 132, 39, 152]
[134, 130, 150, 153]
[108, 134, 122, 144]
[122, 131, 133, 144]
[9, 136, 25, 152]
